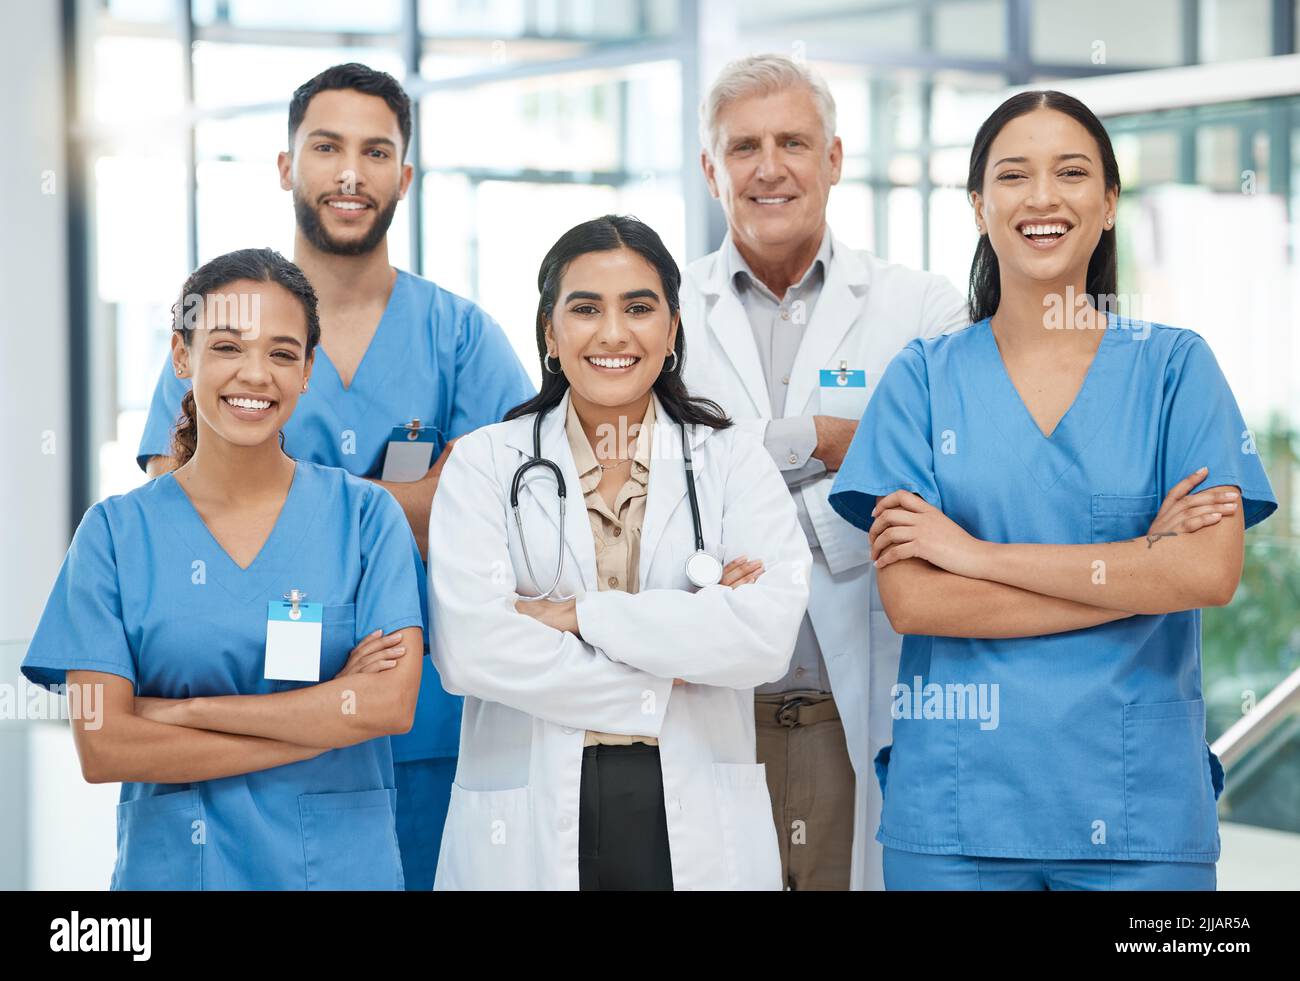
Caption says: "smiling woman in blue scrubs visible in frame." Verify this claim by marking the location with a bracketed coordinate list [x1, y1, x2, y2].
[136, 66, 535, 892]
[828, 91, 1276, 891]
[22, 248, 424, 889]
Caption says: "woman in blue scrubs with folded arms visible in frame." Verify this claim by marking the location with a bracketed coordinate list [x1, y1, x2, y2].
[22, 248, 424, 889]
[829, 91, 1276, 890]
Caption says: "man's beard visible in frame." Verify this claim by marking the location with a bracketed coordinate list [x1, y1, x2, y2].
[294, 189, 399, 257]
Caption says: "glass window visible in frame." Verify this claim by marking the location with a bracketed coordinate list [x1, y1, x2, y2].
[94, 151, 189, 500]
[740, 0, 902, 24]
[192, 43, 407, 111]
[930, 71, 1005, 148]
[929, 186, 978, 294]
[1197, 123, 1245, 191]
[421, 172, 476, 299]
[887, 186, 923, 269]
[193, 0, 403, 32]
[880, 74, 925, 151]
[418, 0, 674, 80]
[93, 36, 185, 128]
[1112, 129, 1182, 189]
[420, 37, 593, 79]
[825, 182, 873, 254]
[930, 146, 969, 188]
[742, 4, 922, 54]
[105, 0, 178, 24]
[473, 180, 622, 373]
[1199, 0, 1273, 62]
[421, 173, 684, 380]
[196, 158, 295, 261]
[422, 61, 678, 174]
[418, 0, 676, 40]
[815, 66, 867, 179]
[933, 0, 1006, 59]
[1031, 0, 1183, 66]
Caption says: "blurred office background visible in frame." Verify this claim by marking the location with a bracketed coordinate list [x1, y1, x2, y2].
[1, 0, 1296, 889]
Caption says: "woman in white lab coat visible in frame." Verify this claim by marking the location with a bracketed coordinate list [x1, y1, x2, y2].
[428, 215, 812, 890]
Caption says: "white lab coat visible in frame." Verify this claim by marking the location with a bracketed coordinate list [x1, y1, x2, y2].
[428, 390, 813, 890]
[680, 231, 970, 890]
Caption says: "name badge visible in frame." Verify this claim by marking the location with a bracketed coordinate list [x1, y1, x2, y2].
[264, 594, 323, 682]
[381, 419, 443, 482]
[819, 366, 869, 420]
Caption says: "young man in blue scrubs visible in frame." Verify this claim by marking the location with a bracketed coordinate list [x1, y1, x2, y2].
[137, 64, 535, 890]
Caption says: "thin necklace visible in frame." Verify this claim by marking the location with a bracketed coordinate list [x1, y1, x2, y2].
[596, 457, 631, 471]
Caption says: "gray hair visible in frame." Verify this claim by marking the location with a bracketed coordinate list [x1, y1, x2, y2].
[699, 54, 837, 158]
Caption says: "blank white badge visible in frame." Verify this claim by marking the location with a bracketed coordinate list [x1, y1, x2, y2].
[264, 600, 323, 682]
[381, 424, 440, 482]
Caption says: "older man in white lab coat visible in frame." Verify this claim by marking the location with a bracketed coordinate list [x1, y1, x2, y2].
[680, 54, 970, 890]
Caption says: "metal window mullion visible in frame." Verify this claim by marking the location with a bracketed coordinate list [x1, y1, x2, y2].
[1274, 0, 1297, 55]
[1005, 0, 1031, 85]
[403, 0, 423, 275]
[919, 3, 934, 271]
[64, 0, 91, 529]
[179, 0, 197, 270]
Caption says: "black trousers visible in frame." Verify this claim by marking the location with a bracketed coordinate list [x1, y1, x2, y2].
[578, 743, 674, 890]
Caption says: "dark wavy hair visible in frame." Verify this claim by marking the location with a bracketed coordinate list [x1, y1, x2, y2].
[504, 214, 731, 430]
[288, 63, 413, 160]
[170, 248, 320, 466]
[967, 90, 1121, 323]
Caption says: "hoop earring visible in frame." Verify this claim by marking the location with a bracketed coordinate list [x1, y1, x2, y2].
[663, 351, 678, 373]
[544, 355, 563, 375]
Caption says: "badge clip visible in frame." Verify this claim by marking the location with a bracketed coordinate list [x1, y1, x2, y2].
[284, 588, 308, 621]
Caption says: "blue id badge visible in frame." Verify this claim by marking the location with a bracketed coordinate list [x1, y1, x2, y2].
[819, 366, 869, 419]
[265, 593, 323, 682]
[381, 419, 444, 482]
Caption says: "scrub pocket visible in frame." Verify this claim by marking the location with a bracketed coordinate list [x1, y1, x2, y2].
[712, 762, 782, 890]
[435, 783, 537, 890]
[112, 789, 204, 890]
[274, 603, 356, 692]
[1122, 699, 1220, 856]
[1091, 493, 1159, 542]
[298, 788, 404, 890]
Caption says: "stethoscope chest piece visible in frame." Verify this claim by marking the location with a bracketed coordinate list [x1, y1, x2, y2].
[685, 549, 723, 589]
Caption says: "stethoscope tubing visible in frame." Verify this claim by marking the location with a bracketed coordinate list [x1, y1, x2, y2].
[511, 401, 713, 599]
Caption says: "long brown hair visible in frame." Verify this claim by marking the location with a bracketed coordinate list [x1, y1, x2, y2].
[170, 248, 320, 466]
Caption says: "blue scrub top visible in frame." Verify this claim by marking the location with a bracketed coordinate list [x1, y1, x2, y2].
[136, 269, 535, 761]
[829, 317, 1276, 863]
[22, 462, 425, 889]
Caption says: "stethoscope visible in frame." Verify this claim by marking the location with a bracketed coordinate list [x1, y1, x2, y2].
[510, 403, 723, 599]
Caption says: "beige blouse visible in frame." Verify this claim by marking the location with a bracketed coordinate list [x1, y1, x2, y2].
[565, 396, 659, 748]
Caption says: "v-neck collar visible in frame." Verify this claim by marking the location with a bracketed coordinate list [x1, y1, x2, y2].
[160, 461, 320, 604]
[970, 316, 1121, 491]
[314, 268, 408, 395]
